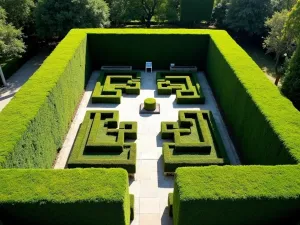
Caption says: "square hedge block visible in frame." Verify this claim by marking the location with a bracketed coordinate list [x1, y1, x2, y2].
[67, 110, 137, 174]
[161, 110, 229, 173]
[156, 72, 205, 104]
[92, 71, 141, 104]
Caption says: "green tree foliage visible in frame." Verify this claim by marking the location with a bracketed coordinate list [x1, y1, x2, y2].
[106, 0, 131, 25]
[271, 0, 297, 12]
[283, 0, 300, 39]
[225, 0, 272, 35]
[0, 0, 35, 29]
[155, 0, 179, 22]
[140, 0, 163, 27]
[281, 0, 300, 110]
[281, 41, 300, 110]
[263, 10, 294, 85]
[211, 0, 229, 28]
[35, 0, 110, 39]
[0, 7, 25, 61]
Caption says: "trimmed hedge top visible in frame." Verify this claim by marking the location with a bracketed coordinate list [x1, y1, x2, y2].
[176, 165, 300, 200]
[0, 168, 128, 202]
[0, 29, 88, 168]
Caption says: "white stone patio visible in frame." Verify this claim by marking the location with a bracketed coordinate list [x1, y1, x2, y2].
[54, 71, 240, 225]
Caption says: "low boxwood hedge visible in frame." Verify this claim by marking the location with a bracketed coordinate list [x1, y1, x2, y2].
[0, 168, 132, 225]
[156, 72, 205, 104]
[171, 166, 300, 225]
[161, 110, 228, 173]
[92, 71, 141, 104]
[144, 98, 156, 111]
[67, 110, 137, 174]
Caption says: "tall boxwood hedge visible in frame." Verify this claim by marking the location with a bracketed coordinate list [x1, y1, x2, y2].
[0, 30, 91, 168]
[88, 32, 209, 70]
[0, 168, 131, 225]
[207, 30, 300, 165]
[173, 166, 300, 225]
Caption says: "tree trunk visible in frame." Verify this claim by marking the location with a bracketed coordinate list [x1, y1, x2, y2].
[274, 55, 281, 86]
[146, 16, 151, 28]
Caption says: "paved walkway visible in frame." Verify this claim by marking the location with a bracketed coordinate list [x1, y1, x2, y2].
[55, 71, 240, 225]
[0, 52, 48, 112]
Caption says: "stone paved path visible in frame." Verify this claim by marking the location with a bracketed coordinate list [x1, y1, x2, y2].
[0, 52, 48, 112]
[55, 71, 240, 225]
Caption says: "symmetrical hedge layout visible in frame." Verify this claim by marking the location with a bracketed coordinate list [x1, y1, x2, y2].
[68, 110, 137, 174]
[1, 29, 300, 224]
[161, 110, 228, 173]
[171, 166, 300, 225]
[156, 72, 205, 104]
[0, 168, 133, 225]
[92, 71, 141, 104]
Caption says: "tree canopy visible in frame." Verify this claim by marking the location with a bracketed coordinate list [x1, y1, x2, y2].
[0, 7, 25, 61]
[35, 0, 110, 39]
[225, 0, 272, 35]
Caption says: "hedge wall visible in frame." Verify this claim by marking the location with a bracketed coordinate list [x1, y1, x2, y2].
[0, 168, 131, 225]
[180, 0, 214, 22]
[0, 30, 91, 168]
[173, 166, 300, 225]
[88, 32, 209, 70]
[207, 31, 300, 165]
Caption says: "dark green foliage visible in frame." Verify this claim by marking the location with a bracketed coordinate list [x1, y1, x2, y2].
[225, 0, 272, 36]
[87, 33, 209, 70]
[281, 42, 300, 111]
[156, 72, 205, 104]
[172, 166, 300, 225]
[92, 71, 141, 104]
[180, 0, 214, 22]
[130, 194, 134, 220]
[0, 30, 91, 168]
[67, 111, 137, 174]
[0, 168, 131, 225]
[144, 98, 156, 111]
[0, 0, 35, 29]
[35, 0, 110, 39]
[168, 193, 173, 217]
[211, 0, 229, 27]
[207, 31, 300, 164]
[161, 110, 228, 173]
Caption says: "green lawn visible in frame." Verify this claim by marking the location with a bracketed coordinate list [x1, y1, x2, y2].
[239, 42, 277, 82]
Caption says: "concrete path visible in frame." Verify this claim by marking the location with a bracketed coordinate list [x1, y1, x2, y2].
[0, 52, 48, 112]
[54, 71, 240, 225]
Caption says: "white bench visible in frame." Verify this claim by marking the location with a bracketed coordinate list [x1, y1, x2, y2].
[170, 65, 197, 72]
[101, 66, 132, 71]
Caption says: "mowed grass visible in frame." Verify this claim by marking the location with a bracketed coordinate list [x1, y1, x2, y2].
[238, 41, 277, 82]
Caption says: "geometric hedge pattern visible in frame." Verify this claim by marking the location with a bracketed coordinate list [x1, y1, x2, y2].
[156, 72, 205, 104]
[67, 110, 137, 174]
[92, 71, 141, 104]
[161, 110, 229, 173]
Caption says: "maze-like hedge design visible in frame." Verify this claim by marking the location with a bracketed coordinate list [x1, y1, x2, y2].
[92, 71, 141, 104]
[68, 110, 137, 174]
[161, 110, 228, 173]
[156, 72, 205, 104]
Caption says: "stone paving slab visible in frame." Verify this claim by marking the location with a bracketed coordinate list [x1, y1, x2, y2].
[54, 70, 240, 225]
